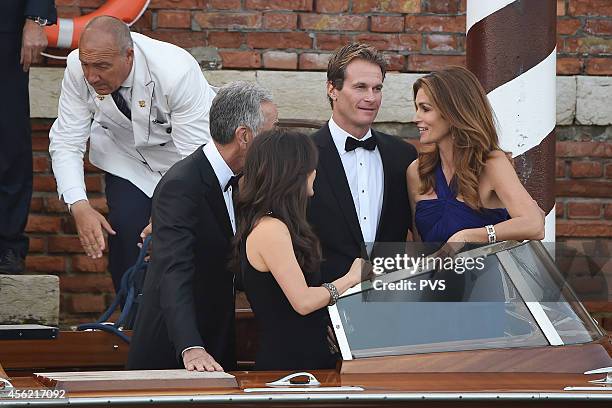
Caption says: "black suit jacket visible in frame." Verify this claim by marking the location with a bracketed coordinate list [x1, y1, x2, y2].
[127, 147, 236, 370]
[307, 124, 418, 282]
[0, 0, 56, 33]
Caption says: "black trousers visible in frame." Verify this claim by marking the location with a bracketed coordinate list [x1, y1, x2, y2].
[105, 173, 152, 293]
[0, 32, 31, 258]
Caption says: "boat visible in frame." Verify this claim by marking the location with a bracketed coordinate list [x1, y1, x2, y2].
[1, 240, 611, 406]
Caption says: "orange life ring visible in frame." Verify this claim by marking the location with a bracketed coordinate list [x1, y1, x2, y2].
[44, 0, 150, 49]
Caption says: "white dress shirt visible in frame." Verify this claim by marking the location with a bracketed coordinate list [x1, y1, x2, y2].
[202, 142, 237, 234]
[329, 117, 384, 246]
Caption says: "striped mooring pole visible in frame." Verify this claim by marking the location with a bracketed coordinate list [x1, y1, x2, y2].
[466, 0, 557, 241]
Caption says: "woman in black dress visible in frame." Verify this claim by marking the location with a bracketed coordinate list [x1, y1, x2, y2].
[233, 129, 365, 371]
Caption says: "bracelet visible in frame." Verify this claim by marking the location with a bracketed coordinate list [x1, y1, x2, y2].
[485, 224, 497, 243]
[322, 283, 339, 306]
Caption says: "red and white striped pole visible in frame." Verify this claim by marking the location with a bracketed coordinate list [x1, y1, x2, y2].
[466, 0, 557, 241]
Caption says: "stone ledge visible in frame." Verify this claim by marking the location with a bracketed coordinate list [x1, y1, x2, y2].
[29, 68, 612, 126]
[0, 275, 59, 326]
[576, 77, 612, 126]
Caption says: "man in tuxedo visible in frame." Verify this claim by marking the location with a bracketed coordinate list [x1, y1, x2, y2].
[127, 82, 278, 371]
[307, 43, 418, 283]
[0, 1, 56, 274]
[49, 16, 216, 292]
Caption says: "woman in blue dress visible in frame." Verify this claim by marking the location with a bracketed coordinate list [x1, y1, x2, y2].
[405, 67, 545, 343]
[407, 66, 545, 245]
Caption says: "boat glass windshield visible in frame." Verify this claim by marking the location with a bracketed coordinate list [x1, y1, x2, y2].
[330, 241, 602, 359]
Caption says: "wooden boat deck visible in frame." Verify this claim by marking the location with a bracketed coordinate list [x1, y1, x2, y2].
[1, 330, 611, 406]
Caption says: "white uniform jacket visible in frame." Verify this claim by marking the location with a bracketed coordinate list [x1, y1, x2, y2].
[49, 32, 215, 203]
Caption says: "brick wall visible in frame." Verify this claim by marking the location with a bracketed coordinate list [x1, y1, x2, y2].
[31, 1, 610, 328]
[28, 122, 113, 326]
[557, 0, 612, 75]
[48, 0, 611, 74]
[555, 139, 612, 238]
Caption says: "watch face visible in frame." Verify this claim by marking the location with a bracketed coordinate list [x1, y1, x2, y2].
[27, 16, 48, 26]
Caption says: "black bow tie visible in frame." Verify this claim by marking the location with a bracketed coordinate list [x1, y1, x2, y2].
[224, 174, 242, 192]
[345, 136, 377, 152]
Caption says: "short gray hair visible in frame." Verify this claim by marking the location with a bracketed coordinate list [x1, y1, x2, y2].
[209, 82, 273, 145]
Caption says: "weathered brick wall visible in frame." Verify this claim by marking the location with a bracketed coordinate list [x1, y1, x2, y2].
[28, 122, 112, 327]
[557, 0, 612, 75]
[29, 0, 609, 328]
[50, 0, 612, 74]
[555, 138, 612, 237]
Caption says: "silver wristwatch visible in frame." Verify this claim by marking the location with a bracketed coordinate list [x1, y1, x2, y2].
[26, 16, 49, 27]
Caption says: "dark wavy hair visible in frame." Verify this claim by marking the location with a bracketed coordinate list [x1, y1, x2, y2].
[232, 129, 322, 275]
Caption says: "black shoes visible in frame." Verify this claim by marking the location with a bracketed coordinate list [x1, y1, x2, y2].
[0, 249, 25, 275]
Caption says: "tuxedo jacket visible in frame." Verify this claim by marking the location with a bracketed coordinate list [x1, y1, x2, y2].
[49, 32, 215, 203]
[307, 124, 418, 283]
[0, 0, 56, 33]
[127, 147, 236, 370]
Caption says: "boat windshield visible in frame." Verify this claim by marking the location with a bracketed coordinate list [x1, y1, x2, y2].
[329, 240, 604, 360]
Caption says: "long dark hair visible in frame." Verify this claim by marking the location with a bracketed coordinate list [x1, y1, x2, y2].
[232, 129, 322, 275]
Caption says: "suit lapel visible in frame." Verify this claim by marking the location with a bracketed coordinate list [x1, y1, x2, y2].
[374, 130, 392, 242]
[315, 125, 364, 246]
[197, 148, 234, 240]
[131, 41, 155, 145]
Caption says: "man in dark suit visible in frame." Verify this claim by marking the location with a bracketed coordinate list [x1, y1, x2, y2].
[307, 43, 418, 283]
[127, 82, 278, 371]
[0, 1, 56, 274]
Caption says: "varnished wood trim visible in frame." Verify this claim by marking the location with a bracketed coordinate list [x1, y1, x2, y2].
[0, 331, 129, 370]
[341, 340, 612, 374]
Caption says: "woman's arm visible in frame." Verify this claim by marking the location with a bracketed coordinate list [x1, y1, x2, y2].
[406, 160, 422, 242]
[448, 151, 545, 243]
[247, 217, 364, 316]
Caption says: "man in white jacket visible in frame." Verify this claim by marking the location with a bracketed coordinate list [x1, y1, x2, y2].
[49, 16, 215, 292]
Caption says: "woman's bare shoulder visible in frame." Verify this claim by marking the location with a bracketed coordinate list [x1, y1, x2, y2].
[406, 158, 420, 180]
[250, 216, 290, 240]
[486, 149, 511, 163]
[483, 150, 517, 185]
